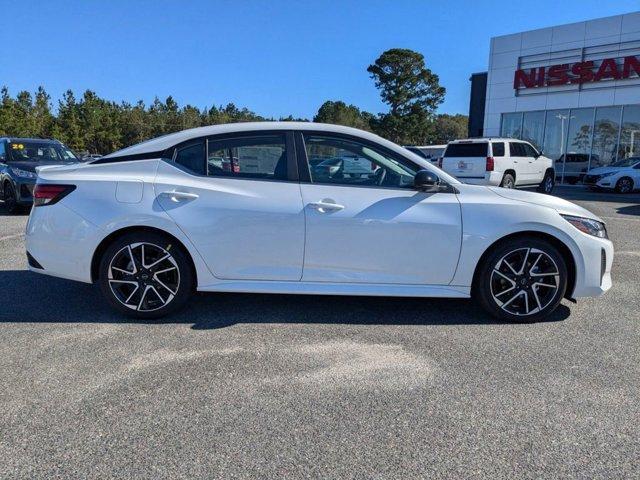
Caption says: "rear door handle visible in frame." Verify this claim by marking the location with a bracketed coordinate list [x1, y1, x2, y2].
[159, 190, 199, 202]
[308, 201, 345, 213]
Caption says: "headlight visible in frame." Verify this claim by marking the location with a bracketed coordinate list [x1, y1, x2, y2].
[10, 167, 37, 179]
[597, 172, 615, 179]
[561, 215, 608, 239]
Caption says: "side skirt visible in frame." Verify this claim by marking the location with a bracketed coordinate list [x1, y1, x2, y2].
[197, 280, 471, 298]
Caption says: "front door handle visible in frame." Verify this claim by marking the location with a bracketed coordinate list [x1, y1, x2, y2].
[159, 190, 199, 202]
[308, 200, 344, 213]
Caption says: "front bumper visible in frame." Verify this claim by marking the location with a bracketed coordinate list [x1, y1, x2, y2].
[583, 174, 615, 189]
[571, 234, 613, 298]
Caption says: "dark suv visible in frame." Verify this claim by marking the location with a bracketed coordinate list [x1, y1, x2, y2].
[0, 138, 80, 212]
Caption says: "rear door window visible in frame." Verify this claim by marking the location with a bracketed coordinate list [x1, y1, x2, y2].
[509, 142, 526, 157]
[444, 143, 488, 157]
[491, 142, 505, 157]
[174, 141, 206, 175]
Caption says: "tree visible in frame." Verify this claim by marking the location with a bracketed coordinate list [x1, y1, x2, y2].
[432, 114, 468, 144]
[57, 90, 83, 150]
[367, 48, 445, 144]
[367, 48, 445, 116]
[313, 100, 373, 130]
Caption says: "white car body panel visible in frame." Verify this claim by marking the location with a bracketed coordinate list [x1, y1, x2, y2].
[25, 122, 612, 304]
[299, 183, 462, 284]
[154, 160, 306, 281]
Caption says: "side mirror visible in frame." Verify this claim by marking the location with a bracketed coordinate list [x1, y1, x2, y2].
[414, 169, 441, 192]
[537, 149, 543, 158]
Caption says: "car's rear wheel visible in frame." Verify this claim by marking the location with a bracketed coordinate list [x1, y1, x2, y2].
[615, 176, 634, 194]
[500, 173, 515, 189]
[474, 238, 568, 322]
[3, 182, 19, 214]
[537, 171, 555, 194]
[98, 232, 194, 319]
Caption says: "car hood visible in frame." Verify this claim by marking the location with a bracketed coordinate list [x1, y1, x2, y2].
[487, 187, 603, 222]
[586, 166, 622, 175]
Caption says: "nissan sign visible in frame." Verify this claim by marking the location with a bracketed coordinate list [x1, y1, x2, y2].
[514, 55, 640, 89]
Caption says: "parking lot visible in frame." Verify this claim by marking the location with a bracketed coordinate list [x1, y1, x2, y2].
[0, 187, 638, 479]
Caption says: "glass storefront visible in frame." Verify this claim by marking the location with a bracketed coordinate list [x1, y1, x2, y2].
[500, 104, 639, 184]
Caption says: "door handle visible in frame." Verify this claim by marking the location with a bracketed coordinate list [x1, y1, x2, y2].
[308, 201, 344, 213]
[159, 190, 199, 202]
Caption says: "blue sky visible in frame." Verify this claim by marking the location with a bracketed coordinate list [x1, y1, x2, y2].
[2, 0, 638, 118]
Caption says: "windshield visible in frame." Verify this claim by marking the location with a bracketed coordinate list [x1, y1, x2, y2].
[9, 142, 79, 163]
[610, 157, 640, 168]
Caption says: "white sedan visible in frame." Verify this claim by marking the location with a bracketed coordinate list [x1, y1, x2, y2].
[26, 122, 613, 322]
[583, 157, 640, 193]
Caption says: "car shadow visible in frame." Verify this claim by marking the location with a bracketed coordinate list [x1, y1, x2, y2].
[0, 270, 570, 329]
[616, 204, 640, 216]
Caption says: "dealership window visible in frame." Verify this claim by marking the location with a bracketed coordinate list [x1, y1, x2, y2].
[501, 104, 640, 185]
[500, 112, 522, 138]
[206, 135, 288, 180]
[561, 108, 594, 184]
[541, 110, 570, 183]
[592, 106, 621, 168]
[618, 105, 640, 159]
[521, 111, 545, 151]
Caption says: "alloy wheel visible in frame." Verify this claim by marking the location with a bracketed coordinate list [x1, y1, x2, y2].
[107, 242, 180, 312]
[618, 178, 632, 193]
[490, 247, 560, 317]
[543, 176, 554, 193]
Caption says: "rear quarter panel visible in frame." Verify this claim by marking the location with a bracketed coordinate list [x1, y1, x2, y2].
[34, 159, 217, 286]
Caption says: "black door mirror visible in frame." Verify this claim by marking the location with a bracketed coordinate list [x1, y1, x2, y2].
[414, 169, 441, 192]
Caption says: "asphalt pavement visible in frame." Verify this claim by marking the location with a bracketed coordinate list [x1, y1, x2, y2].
[0, 187, 638, 479]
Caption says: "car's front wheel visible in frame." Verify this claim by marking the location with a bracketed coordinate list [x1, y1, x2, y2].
[3, 182, 19, 214]
[615, 176, 634, 194]
[537, 171, 555, 194]
[98, 231, 195, 319]
[474, 238, 568, 322]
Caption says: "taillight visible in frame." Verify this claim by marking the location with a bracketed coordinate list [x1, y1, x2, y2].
[437, 157, 443, 168]
[486, 157, 494, 171]
[33, 184, 76, 206]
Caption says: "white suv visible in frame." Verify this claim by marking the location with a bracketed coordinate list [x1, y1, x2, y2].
[439, 138, 555, 193]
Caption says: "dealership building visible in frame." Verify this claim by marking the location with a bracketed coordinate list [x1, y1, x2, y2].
[468, 11, 640, 184]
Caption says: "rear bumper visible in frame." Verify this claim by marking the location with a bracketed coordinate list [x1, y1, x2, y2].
[454, 172, 502, 186]
[25, 202, 103, 283]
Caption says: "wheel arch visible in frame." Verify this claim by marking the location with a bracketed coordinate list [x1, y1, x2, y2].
[91, 226, 198, 284]
[471, 230, 576, 299]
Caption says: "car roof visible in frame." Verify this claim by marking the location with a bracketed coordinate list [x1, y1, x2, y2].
[448, 138, 522, 144]
[102, 122, 398, 159]
[1, 137, 61, 144]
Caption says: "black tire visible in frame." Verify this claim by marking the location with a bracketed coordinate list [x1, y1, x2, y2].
[473, 237, 568, 322]
[98, 231, 195, 319]
[615, 176, 634, 194]
[500, 173, 515, 189]
[3, 181, 19, 214]
[537, 171, 555, 194]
